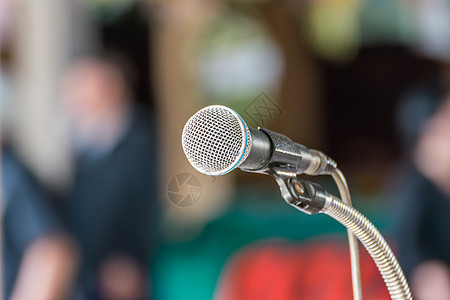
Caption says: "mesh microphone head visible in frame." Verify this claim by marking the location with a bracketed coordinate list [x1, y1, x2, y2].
[182, 105, 252, 176]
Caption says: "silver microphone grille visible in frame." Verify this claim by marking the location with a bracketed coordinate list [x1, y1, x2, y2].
[182, 105, 252, 176]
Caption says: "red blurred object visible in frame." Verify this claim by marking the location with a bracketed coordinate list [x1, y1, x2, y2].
[215, 240, 390, 300]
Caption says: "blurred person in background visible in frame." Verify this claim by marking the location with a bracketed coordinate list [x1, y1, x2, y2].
[396, 91, 450, 300]
[2, 44, 78, 298]
[60, 54, 158, 300]
[2, 145, 78, 300]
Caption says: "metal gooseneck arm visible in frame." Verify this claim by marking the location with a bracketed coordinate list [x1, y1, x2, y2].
[269, 171, 412, 300]
[323, 197, 412, 300]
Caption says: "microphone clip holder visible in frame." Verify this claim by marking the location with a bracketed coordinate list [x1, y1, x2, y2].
[268, 170, 330, 215]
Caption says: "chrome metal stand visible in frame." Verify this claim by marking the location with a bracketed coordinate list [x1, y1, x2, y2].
[332, 169, 362, 300]
[269, 170, 412, 300]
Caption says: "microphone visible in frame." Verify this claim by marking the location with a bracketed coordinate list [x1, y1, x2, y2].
[181, 105, 414, 300]
[181, 105, 336, 176]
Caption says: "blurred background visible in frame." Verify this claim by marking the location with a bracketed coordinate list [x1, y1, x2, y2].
[1, 0, 450, 299]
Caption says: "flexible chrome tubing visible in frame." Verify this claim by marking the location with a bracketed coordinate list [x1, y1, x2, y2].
[332, 169, 363, 300]
[322, 197, 412, 300]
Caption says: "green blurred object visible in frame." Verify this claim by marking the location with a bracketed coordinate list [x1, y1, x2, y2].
[305, 0, 361, 63]
[359, 0, 413, 46]
[304, 0, 414, 63]
[152, 185, 394, 300]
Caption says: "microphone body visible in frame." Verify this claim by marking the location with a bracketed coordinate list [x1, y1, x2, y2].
[240, 127, 336, 176]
